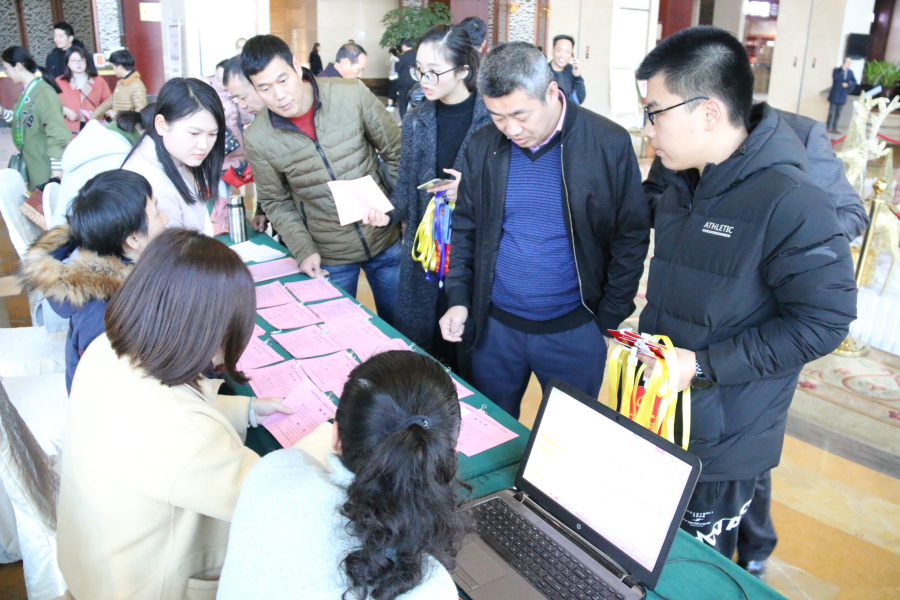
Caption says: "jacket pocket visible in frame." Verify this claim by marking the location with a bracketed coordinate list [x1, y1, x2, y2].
[688, 386, 726, 443]
[185, 576, 219, 600]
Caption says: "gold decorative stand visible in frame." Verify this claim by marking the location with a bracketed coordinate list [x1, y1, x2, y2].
[833, 180, 888, 357]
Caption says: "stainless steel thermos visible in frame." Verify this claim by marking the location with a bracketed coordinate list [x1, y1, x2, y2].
[227, 196, 247, 243]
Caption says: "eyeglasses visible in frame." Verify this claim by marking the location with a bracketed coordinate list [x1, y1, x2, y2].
[68, 59, 86, 65]
[410, 66, 455, 85]
[644, 96, 709, 125]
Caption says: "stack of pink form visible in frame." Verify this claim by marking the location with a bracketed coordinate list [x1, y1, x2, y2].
[456, 401, 518, 457]
[237, 336, 284, 371]
[248, 257, 301, 282]
[309, 298, 371, 322]
[272, 326, 343, 359]
[258, 302, 320, 330]
[261, 378, 337, 448]
[323, 320, 389, 356]
[245, 360, 307, 398]
[285, 278, 342, 303]
[256, 281, 294, 308]
[298, 351, 360, 396]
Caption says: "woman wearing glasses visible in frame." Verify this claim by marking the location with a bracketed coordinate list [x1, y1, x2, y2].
[385, 24, 491, 374]
[56, 46, 111, 134]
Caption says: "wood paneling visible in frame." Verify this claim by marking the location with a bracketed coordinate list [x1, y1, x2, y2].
[870, 0, 893, 61]
[450, 0, 489, 25]
[657, 0, 694, 40]
[120, 0, 164, 95]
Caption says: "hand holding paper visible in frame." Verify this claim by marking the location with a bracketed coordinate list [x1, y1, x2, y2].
[327, 175, 394, 226]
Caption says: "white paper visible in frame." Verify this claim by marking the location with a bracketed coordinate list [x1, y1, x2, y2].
[327, 175, 394, 226]
[231, 241, 287, 263]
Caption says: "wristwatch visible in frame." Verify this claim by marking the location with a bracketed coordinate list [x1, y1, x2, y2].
[691, 360, 713, 390]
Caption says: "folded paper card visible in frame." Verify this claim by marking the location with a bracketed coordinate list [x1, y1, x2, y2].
[258, 302, 321, 330]
[236, 336, 284, 371]
[327, 175, 394, 226]
[299, 351, 359, 396]
[248, 257, 300, 282]
[231, 241, 287, 263]
[285, 278, 342, 303]
[245, 360, 307, 398]
[310, 298, 371, 323]
[272, 326, 343, 359]
[255, 281, 295, 309]
[457, 402, 518, 457]
[262, 378, 337, 448]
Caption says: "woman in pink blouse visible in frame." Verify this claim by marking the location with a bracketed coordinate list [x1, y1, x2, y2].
[56, 47, 111, 135]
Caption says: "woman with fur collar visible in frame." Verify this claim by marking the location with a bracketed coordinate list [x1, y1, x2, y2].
[19, 170, 168, 392]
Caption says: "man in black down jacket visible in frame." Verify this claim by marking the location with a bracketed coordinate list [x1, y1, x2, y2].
[636, 27, 857, 560]
[440, 42, 650, 419]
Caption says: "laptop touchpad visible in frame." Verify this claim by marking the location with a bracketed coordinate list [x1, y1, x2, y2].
[455, 543, 505, 588]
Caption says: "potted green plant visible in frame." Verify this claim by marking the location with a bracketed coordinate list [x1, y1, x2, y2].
[380, 4, 451, 49]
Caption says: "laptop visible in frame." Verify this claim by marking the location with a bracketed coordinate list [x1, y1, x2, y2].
[453, 379, 701, 600]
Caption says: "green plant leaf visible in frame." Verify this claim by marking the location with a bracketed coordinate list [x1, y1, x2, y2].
[379, 4, 452, 49]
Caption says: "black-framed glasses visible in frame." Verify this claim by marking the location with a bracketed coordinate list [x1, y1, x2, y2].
[410, 66, 455, 85]
[644, 96, 709, 125]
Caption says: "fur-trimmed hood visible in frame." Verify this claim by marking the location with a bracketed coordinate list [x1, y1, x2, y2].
[19, 225, 132, 315]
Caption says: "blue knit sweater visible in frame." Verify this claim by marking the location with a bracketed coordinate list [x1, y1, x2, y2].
[491, 141, 582, 321]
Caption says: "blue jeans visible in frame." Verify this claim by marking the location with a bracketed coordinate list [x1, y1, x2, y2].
[472, 316, 607, 419]
[326, 239, 401, 326]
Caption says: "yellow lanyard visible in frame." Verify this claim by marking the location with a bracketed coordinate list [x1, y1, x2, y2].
[411, 195, 455, 277]
[606, 335, 691, 450]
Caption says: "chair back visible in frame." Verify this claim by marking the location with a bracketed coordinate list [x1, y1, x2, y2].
[41, 183, 61, 225]
[0, 169, 40, 258]
[0, 378, 66, 599]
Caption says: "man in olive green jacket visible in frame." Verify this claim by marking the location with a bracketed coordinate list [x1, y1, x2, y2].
[242, 35, 402, 324]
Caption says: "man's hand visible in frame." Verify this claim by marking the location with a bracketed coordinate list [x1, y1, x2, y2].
[62, 107, 78, 121]
[571, 57, 581, 77]
[251, 215, 269, 232]
[636, 346, 696, 392]
[51, 170, 62, 180]
[362, 208, 390, 227]
[843, 82, 849, 88]
[427, 168, 462, 203]
[439, 306, 468, 342]
[105, 109, 115, 120]
[299, 253, 329, 278]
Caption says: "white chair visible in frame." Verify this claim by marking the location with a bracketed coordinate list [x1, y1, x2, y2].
[0, 327, 67, 379]
[0, 377, 67, 599]
[0, 169, 40, 258]
[41, 182, 60, 228]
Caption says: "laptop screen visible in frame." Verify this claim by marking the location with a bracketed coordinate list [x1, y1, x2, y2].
[521, 386, 696, 574]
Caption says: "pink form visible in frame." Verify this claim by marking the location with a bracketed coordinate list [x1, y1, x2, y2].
[262, 378, 337, 448]
[453, 378, 474, 399]
[258, 302, 321, 330]
[245, 360, 307, 398]
[248, 257, 300, 282]
[253, 324, 266, 338]
[236, 336, 284, 371]
[272, 326, 343, 359]
[299, 351, 360, 396]
[324, 319, 389, 350]
[309, 298, 371, 323]
[256, 281, 295, 308]
[457, 402, 518, 457]
[353, 338, 411, 362]
[285, 278, 342, 303]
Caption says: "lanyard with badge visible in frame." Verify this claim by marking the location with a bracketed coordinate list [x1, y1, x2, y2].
[12, 77, 40, 149]
[412, 183, 454, 287]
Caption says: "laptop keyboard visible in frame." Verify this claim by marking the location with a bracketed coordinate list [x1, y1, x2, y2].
[471, 498, 625, 600]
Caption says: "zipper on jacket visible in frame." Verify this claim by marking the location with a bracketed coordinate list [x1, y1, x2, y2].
[313, 139, 373, 260]
[560, 143, 594, 317]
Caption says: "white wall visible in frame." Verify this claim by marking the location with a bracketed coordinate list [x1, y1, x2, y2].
[712, 0, 745, 40]
[316, 0, 395, 79]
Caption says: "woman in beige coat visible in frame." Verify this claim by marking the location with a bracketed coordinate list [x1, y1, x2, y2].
[56, 229, 293, 600]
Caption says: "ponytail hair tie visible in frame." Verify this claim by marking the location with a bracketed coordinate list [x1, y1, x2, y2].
[400, 415, 431, 431]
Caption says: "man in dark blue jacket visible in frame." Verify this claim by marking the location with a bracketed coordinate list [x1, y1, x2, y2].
[19, 170, 168, 393]
[827, 57, 857, 133]
[636, 26, 857, 561]
[440, 42, 650, 419]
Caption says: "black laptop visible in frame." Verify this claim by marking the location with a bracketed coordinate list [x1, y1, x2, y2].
[453, 380, 701, 600]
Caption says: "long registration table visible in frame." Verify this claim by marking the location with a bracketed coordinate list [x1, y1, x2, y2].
[221, 231, 787, 600]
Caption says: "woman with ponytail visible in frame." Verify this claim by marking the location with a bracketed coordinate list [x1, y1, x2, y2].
[123, 77, 225, 234]
[218, 351, 467, 600]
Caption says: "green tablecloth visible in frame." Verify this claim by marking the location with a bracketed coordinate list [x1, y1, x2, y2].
[220, 231, 529, 491]
[223, 231, 785, 600]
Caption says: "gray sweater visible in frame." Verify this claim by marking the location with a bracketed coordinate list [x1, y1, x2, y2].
[217, 450, 458, 600]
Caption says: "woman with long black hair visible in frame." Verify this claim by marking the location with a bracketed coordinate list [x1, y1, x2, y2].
[218, 350, 467, 600]
[0, 46, 70, 189]
[123, 77, 225, 233]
